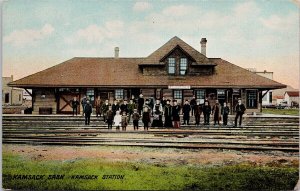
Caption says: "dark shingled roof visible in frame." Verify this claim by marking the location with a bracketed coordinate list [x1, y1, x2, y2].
[285, 91, 299, 97]
[9, 36, 286, 89]
[140, 36, 210, 65]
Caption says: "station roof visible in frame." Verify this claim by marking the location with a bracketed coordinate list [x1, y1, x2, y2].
[9, 36, 286, 90]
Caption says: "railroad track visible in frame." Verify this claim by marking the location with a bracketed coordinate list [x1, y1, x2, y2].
[3, 127, 299, 152]
[3, 115, 299, 152]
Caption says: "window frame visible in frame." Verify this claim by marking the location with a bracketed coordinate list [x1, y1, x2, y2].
[217, 89, 226, 104]
[168, 57, 176, 75]
[173, 90, 183, 99]
[115, 89, 124, 100]
[179, 58, 187, 75]
[246, 89, 258, 108]
[194, 89, 205, 104]
[86, 88, 95, 102]
[5, 93, 9, 103]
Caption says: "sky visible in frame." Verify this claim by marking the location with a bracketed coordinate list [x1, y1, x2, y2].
[2, 0, 299, 89]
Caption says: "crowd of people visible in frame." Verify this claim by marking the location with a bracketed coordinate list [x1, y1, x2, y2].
[71, 94, 246, 130]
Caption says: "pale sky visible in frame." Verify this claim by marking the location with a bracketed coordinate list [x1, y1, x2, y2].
[2, 0, 299, 89]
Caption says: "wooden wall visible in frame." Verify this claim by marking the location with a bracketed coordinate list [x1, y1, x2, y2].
[32, 89, 57, 114]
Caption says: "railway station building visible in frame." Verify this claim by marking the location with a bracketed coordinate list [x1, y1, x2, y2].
[9, 36, 286, 115]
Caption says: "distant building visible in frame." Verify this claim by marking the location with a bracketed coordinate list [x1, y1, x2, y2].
[272, 85, 298, 106]
[246, 69, 274, 107]
[274, 95, 284, 105]
[2, 76, 23, 106]
[284, 91, 299, 107]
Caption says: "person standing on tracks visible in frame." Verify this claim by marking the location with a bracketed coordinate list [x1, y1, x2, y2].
[84, 100, 93, 125]
[221, 102, 230, 126]
[101, 100, 110, 122]
[142, 107, 151, 131]
[81, 95, 87, 116]
[172, 100, 181, 128]
[121, 111, 128, 131]
[202, 100, 211, 125]
[194, 101, 202, 126]
[71, 97, 80, 116]
[106, 106, 114, 130]
[95, 96, 103, 117]
[182, 100, 191, 125]
[132, 109, 140, 130]
[234, 98, 246, 127]
[212, 100, 221, 126]
[164, 99, 173, 128]
[190, 96, 197, 116]
[113, 110, 122, 131]
[138, 94, 144, 115]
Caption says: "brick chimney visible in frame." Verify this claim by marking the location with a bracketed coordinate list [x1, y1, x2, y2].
[114, 47, 119, 58]
[200, 38, 207, 56]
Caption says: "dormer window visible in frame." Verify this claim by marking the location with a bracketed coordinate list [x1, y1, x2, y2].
[180, 58, 187, 75]
[168, 58, 175, 74]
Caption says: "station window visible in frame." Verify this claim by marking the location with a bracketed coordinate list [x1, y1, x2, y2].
[217, 89, 226, 105]
[247, 90, 257, 108]
[5, 93, 9, 103]
[168, 58, 175, 74]
[173, 90, 182, 99]
[179, 58, 187, 75]
[195, 90, 205, 104]
[115, 89, 124, 100]
[86, 89, 95, 102]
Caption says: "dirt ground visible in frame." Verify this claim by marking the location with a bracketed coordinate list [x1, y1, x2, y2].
[3, 144, 299, 167]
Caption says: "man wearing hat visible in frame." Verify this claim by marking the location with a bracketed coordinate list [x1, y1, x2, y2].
[164, 99, 173, 128]
[138, 94, 144, 115]
[120, 100, 129, 115]
[84, 100, 93, 125]
[143, 99, 152, 114]
[234, 98, 246, 127]
[172, 100, 181, 128]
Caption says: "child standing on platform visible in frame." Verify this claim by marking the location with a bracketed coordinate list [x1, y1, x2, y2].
[121, 111, 128, 131]
[114, 110, 121, 131]
[142, 107, 151, 131]
[106, 106, 114, 130]
[132, 109, 140, 130]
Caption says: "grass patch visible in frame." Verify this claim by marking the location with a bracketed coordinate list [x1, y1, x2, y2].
[3, 153, 298, 190]
[262, 108, 299, 116]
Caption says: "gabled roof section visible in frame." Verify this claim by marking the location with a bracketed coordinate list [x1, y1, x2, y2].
[284, 91, 299, 97]
[140, 36, 210, 65]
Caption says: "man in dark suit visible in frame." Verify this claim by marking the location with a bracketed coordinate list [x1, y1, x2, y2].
[71, 97, 79, 116]
[234, 98, 246, 127]
[190, 96, 197, 116]
[202, 100, 211, 125]
[172, 100, 181, 128]
[84, 100, 93, 125]
[138, 94, 144, 115]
